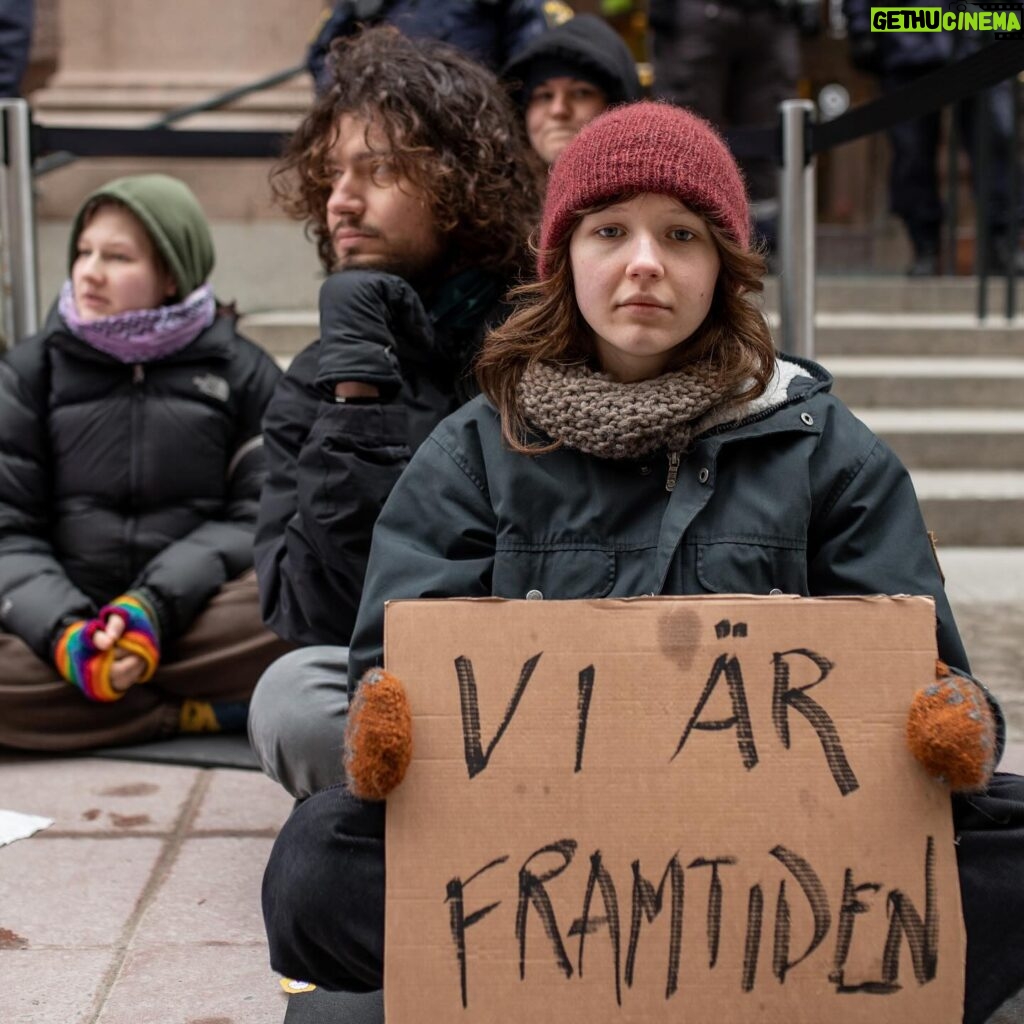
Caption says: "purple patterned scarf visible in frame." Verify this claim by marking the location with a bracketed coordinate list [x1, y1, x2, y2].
[58, 280, 216, 363]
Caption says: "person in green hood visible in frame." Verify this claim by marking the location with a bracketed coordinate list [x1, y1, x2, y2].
[0, 173, 288, 750]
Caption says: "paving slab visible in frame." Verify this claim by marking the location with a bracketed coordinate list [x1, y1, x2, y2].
[191, 768, 293, 834]
[0, 837, 164, 947]
[940, 548, 1024, 742]
[133, 836, 275, 947]
[0, 948, 112, 1024]
[0, 758, 200, 835]
[95, 944, 286, 1024]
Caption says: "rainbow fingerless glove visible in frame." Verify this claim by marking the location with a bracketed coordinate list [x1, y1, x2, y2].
[54, 619, 118, 702]
[907, 660, 998, 792]
[98, 593, 160, 683]
[54, 592, 160, 703]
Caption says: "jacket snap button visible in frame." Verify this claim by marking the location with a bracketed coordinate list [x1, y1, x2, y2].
[525, 589, 544, 601]
[698, 468, 710, 484]
[639, 464, 651, 476]
[801, 413, 814, 426]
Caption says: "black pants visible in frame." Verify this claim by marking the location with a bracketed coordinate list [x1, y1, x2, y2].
[262, 774, 1024, 1022]
[650, 0, 799, 205]
[884, 68, 1018, 253]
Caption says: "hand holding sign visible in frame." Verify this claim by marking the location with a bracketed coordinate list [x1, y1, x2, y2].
[907, 661, 997, 792]
[346, 668, 413, 800]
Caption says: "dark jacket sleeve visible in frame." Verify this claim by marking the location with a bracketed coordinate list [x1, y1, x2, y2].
[254, 341, 418, 646]
[807, 416, 1006, 757]
[347, 426, 497, 693]
[0, 0, 32, 98]
[131, 341, 282, 640]
[0, 347, 97, 657]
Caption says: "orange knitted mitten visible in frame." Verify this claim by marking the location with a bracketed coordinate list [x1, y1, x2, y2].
[907, 660, 997, 792]
[344, 668, 412, 801]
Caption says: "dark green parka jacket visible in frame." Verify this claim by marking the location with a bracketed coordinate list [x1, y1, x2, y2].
[347, 356, 997, 739]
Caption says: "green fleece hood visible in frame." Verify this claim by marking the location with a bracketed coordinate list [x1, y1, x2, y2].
[68, 174, 215, 299]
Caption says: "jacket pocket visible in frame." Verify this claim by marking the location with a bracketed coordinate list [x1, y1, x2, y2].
[492, 547, 615, 600]
[696, 541, 808, 596]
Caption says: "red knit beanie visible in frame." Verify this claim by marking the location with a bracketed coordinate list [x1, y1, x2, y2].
[538, 101, 750, 278]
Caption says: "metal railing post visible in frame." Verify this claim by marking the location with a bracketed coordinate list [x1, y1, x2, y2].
[0, 98, 39, 346]
[778, 99, 816, 359]
[1006, 74, 1020, 320]
[975, 86, 992, 320]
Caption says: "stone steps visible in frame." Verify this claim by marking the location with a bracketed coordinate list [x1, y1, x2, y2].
[853, 409, 1024, 470]
[910, 472, 1024, 546]
[809, 312, 1024, 357]
[239, 309, 317, 357]
[763, 274, 1024, 315]
[826, 356, 1024, 408]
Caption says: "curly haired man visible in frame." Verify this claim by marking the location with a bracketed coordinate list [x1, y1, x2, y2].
[249, 26, 542, 800]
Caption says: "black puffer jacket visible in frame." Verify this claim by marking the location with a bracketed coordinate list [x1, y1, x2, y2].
[0, 310, 282, 658]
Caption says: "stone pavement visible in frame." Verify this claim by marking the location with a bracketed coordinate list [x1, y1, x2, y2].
[0, 755, 294, 1024]
[940, 548, 1024, 747]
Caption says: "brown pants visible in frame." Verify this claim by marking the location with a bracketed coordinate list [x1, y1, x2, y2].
[0, 572, 291, 752]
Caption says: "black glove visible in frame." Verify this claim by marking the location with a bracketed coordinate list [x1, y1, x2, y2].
[314, 270, 435, 397]
[848, 34, 882, 74]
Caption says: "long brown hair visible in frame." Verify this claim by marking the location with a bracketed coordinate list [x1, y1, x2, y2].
[270, 26, 542, 276]
[476, 199, 778, 454]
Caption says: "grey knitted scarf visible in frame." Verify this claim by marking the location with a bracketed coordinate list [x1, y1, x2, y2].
[517, 360, 734, 459]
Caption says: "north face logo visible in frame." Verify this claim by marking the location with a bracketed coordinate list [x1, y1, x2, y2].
[193, 373, 230, 402]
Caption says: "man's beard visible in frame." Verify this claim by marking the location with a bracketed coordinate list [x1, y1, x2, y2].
[332, 244, 444, 289]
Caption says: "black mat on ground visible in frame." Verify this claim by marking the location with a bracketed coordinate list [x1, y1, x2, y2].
[93, 732, 259, 770]
[283, 988, 383, 1024]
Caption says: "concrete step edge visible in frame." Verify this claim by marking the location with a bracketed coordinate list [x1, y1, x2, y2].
[765, 310, 1024, 330]
[908, 470, 1024, 499]
[824, 356, 1024, 376]
[853, 408, 1024, 430]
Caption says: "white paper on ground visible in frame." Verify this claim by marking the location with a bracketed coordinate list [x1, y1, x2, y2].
[0, 808, 54, 847]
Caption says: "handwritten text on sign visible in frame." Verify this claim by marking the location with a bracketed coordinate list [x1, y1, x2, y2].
[383, 597, 964, 1024]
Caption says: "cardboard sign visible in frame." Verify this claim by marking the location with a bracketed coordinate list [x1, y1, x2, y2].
[384, 596, 965, 1024]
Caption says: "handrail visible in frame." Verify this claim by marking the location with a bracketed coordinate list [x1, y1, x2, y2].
[34, 62, 306, 176]
[0, 101, 39, 343]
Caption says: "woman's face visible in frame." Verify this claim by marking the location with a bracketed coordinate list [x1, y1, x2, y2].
[72, 206, 176, 321]
[526, 77, 607, 165]
[569, 194, 721, 382]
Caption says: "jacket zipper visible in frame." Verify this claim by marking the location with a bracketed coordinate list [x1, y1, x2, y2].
[128, 364, 144, 571]
[665, 451, 680, 492]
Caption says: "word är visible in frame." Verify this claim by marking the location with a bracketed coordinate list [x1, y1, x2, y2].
[454, 644, 858, 797]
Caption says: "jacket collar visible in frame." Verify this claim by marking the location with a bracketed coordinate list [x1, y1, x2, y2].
[694, 354, 833, 444]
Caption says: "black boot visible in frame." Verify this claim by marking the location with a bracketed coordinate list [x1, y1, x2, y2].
[905, 224, 941, 277]
[907, 246, 940, 277]
[988, 232, 1024, 275]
